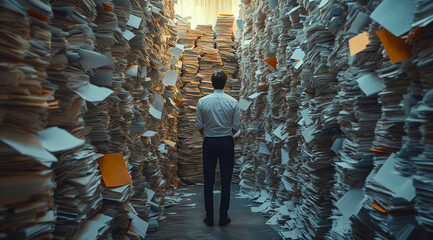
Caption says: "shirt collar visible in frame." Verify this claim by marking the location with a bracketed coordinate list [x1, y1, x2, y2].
[213, 89, 224, 94]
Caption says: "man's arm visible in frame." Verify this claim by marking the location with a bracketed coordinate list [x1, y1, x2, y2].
[232, 103, 241, 135]
[195, 101, 204, 136]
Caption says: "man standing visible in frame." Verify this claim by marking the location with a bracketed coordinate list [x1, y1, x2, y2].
[195, 70, 241, 226]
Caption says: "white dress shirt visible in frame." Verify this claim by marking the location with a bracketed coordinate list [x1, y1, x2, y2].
[195, 89, 241, 137]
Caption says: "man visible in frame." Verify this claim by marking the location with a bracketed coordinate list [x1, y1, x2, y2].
[195, 70, 241, 226]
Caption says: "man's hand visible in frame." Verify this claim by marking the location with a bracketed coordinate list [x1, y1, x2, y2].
[199, 128, 204, 136]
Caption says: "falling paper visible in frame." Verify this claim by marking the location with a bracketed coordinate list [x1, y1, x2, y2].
[77, 49, 113, 71]
[356, 72, 383, 96]
[290, 48, 305, 60]
[0, 129, 57, 167]
[125, 65, 138, 77]
[239, 98, 252, 110]
[37, 127, 85, 152]
[163, 70, 179, 86]
[73, 83, 114, 103]
[370, 0, 416, 37]
[129, 215, 149, 238]
[127, 14, 142, 29]
[376, 29, 411, 63]
[97, 153, 133, 188]
[122, 29, 135, 41]
[348, 32, 370, 56]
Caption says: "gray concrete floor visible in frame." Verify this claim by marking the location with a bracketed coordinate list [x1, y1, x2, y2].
[147, 184, 281, 240]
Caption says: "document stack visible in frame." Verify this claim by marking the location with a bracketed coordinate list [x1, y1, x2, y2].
[236, 0, 433, 239]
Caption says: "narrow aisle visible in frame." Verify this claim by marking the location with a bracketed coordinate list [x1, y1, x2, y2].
[147, 185, 280, 240]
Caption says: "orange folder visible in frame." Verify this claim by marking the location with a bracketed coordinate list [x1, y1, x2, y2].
[98, 153, 133, 188]
[264, 56, 278, 69]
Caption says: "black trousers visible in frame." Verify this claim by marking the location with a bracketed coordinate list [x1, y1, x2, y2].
[202, 136, 234, 219]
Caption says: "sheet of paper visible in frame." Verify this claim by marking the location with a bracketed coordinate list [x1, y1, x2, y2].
[149, 106, 162, 119]
[268, 0, 278, 9]
[372, 153, 415, 202]
[239, 98, 252, 110]
[76, 214, 113, 240]
[356, 72, 383, 96]
[294, 59, 304, 69]
[73, 83, 114, 103]
[300, 109, 313, 126]
[370, 0, 416, 37]
[129, 215, 149, 238]
[125, 65, 138, 77]
[302, 125, 314, 143]
[0, 129, 57, 166]
[336, 188, 365, 218]
[259, 143, 271, 155]
[91, 72, 113, 87]
[237, 20, 244, 29]
[97, 153, 133, 188]
[163, 139, 176, 148]
[331, 138, 344, 154]
[151, 93, 164, 112]
[127, 14, 142, 29]
[122, 29, 135, 41]
[290, 48, 305, 60]
[169, 46, 184, 58]
[248, 92, 265, 99]
[266, 215, 278, 225]
[264, 56, 277, 69]
[376, 29, 411, 63]
[143, 131, 156, 137]
[251, 201, 271, 213]
[37, 127, 85, 152]
[349, 12, 369, 34]
[163, 70, 179, 86]
[273, 124, 288, 140]
[239, 58, 248, 64]
[77, 49, 113, 71]
[348, 32, 370, 56]
[281, 148, 289, 164]
[281, 177, 293, 191]
[265, 132, 272, 142]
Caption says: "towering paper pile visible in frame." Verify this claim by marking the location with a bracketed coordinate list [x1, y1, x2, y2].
[0, 0, 180, 239]
[236, 0, 433, 239]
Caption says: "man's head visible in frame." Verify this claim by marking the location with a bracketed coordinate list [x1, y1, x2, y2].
[211, 70, 227, 90]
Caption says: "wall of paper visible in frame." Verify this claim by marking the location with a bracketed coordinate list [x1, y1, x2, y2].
[236, 0, 433, 239]
[0, 0, 181, 239]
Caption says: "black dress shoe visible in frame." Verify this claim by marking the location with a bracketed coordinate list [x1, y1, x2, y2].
[203, 217, 214, 226]
[219, 216, 231, 226]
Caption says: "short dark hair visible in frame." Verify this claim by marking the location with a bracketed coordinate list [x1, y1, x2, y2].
[211, 70, 227, 89]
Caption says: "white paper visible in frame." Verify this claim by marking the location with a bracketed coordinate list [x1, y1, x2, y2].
[91, 72, 113, 87]
[73, 83, 114, 103]
[265, 215, 278, 225]
[141, 66, 147, 77]
[318, 0, 330, 8]
[248, 92, 265, 99]
[300, 109, 313, 126]
[163, 139, 176, 148]
[127, 14, 142, 29]
[239, 98, 252, 110]
[294, 59, 304, 69]
[281, 177, 293, 191]
[163, 70, 179, 86]
[37, 127, 85, 152]
[151, 93, 164, 112]
[77, 49, 113, 71]
[268, 0, 278, 9]
[302, 125, 314, 143]
[265, 132, 272, 142]
[251, 201, 271, 213]
[254, 190, 269, 203]
[146, 188, 155, 202]
[129, 215, 149, 238]
[290, 48, 305, 61]
[281, 148, 289, 164]
[273, 124, 288, 140]
[169, 47, 184, 58]
[349, 12, 370, 34]
[239, 58, 248, 64]
[336, 188, 364, 218]
[143, 131, 156, 137]
[122, 29, 135, 41]
[331, 138, 344, 154]
[259, 143, 271, 155]
[370, 0, 416, 37]
[356, 72, 383, 96]
[372, 153, 416, 201]
[184, 203, 197, 207]
[0, 129, 57, 166]
[125, 65, 138, 77]
[237, 20, 244, 29]
[77, 214, 112, 240]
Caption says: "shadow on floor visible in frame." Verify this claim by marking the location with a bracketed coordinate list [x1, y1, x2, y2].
[146, 184, 281, 240]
